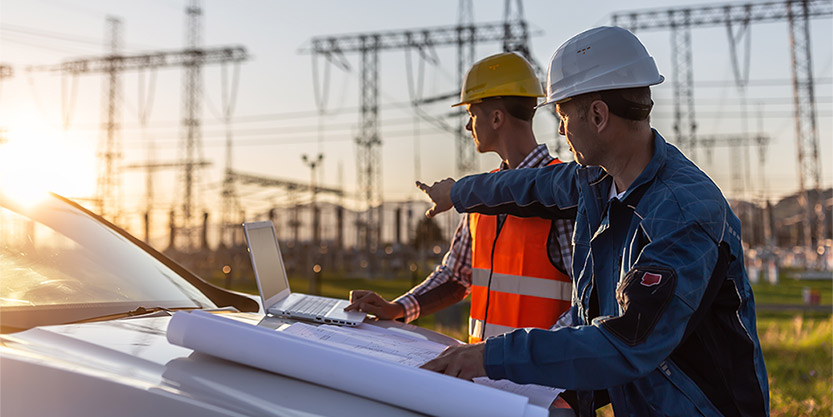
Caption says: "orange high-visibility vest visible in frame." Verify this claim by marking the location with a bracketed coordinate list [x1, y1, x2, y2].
[468, 160, 572, 343]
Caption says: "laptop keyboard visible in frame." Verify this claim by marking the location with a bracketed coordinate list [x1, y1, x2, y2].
[288, 296, 339, 317]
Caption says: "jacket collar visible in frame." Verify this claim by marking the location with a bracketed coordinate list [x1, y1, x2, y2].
[618, 129, 667, 204]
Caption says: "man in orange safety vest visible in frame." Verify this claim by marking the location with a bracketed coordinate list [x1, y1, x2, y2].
[346, 52, 575, 344]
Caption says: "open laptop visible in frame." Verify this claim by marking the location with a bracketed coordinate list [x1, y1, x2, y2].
[243, 221, 366, 326]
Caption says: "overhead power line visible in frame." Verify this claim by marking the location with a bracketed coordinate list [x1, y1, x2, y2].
[613, 0, 832, 29]
[1, 23, 168, 51]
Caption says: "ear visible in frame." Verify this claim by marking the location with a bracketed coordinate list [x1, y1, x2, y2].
[490, 108, 505, 130]
[589, 100, 609, 132]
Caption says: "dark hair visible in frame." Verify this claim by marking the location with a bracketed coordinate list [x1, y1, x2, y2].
[480, 96, 537, 122]
[572, 87, 652, 123]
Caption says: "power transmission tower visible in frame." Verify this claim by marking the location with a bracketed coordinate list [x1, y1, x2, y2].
[100, 17, 123, 219]
[29, 2, 248, 250]
[613, 0, 832, 264]
[788, 0, 826, 264]
[219, 61, 242, 248]
[124, 160, 212, 243]
[457, 0, 477, 175]
[696, 133, 772, 244]
[229, 169, 344, 247]
[229, 170, 344, 198]
[306, 0, 544, 251]
[698, 134, 771, 202]
[181, 0, 204, 250]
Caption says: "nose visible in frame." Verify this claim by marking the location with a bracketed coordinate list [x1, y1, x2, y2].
[465, 117, 473, 132]
[558, 119, 565, 136]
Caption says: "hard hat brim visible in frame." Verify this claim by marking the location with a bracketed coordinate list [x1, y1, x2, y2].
[538, 74, 665, 109]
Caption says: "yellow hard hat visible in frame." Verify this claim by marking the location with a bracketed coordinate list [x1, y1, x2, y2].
[451, 52, 544, 107]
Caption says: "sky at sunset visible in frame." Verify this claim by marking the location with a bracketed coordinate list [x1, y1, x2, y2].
[0, 0, 830, 241]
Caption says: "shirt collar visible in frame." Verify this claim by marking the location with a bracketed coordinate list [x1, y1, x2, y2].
[498, 143, 553, 171]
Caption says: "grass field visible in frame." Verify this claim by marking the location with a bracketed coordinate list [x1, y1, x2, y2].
[753, 277, 833, 416]
[215, 272, 832, 415]
[758, 312, 832, 416]
[751, 273, 832, 306]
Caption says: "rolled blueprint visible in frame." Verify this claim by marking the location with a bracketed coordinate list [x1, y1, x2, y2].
[167, 310, 547, 417]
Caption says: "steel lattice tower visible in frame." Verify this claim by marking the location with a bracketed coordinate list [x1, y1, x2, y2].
[95, 17, 123, 219]
[788, 0, 825, 260]
[613, 0, 831, 261]
[307, 0, 546, 250]
[356, 35, 382, 250]
[669, 10, 697, 161]
[29, 2, 248, 250]
[456, 0, 477, 175]
[179, 0, 205, 249]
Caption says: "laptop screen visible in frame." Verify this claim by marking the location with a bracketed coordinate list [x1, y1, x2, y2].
[247, 225, 289, 299]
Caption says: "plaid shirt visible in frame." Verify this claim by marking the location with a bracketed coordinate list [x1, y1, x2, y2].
[394, 144, 575, 323]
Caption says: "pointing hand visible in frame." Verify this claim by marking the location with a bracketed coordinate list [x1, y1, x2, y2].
[415, 178, 455, 218]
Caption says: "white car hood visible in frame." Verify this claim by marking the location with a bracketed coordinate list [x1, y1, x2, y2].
[0, 312, 422, 417]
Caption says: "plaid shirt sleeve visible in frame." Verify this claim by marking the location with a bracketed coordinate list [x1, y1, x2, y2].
[537, 147, 574, 281]
[548, 218, 574, 280]
[393, 214, 473, 323]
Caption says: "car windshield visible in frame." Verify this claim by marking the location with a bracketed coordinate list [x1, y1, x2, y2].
[0, 192, 215, 331]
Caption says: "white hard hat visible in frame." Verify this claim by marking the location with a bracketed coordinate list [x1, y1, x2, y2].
[540, 26, 664, 107]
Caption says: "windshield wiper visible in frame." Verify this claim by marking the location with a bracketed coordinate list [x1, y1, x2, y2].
[70, 306, 196, 324]
[125, 306, 173, 317]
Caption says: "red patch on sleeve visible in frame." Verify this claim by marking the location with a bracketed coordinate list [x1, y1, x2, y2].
[641, 272, 662, 287]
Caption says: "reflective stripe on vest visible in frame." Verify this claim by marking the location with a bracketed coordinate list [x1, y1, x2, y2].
[469, 318, 517, 343]
[467, 159, 571, 344]
[471, 269, 572, 300]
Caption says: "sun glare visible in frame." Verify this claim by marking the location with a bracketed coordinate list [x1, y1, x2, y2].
[0, 124, 96, 206]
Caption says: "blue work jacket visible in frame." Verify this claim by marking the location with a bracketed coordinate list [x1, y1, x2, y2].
[451, 130, 769, 416]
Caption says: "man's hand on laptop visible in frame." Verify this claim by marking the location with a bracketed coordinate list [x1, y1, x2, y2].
[345, 290, 405, 320]
[415, 178, 455, 218]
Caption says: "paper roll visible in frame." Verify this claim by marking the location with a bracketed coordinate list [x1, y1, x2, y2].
[167, 310, 547, 417]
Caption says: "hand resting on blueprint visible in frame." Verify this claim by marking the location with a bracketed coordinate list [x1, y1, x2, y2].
[421, 342, 487, 381]
[345, 290, 405, 320]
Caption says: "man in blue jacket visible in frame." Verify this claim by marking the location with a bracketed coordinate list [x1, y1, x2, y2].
[420, 26, 769, 416]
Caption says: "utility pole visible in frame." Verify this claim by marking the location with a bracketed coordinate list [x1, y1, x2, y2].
[613, 0, 832, 264]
